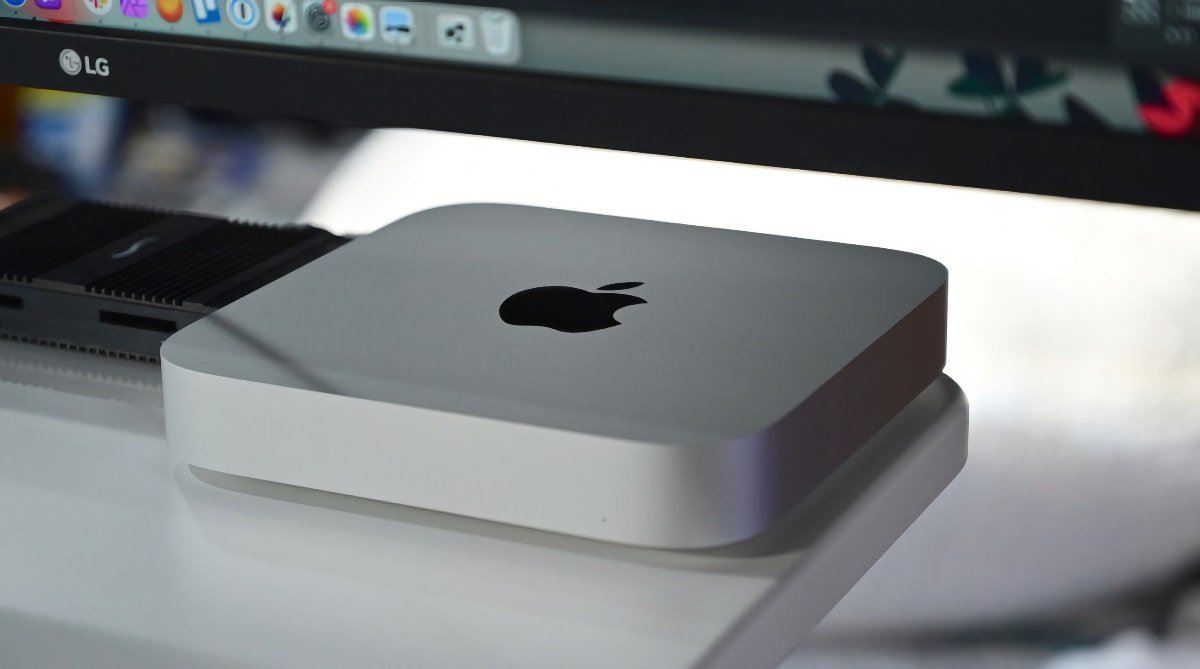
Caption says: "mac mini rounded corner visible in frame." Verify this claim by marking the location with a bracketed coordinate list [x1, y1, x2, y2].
[161, 204, 948, 549]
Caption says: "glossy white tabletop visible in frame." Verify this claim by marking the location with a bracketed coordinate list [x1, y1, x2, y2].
[0, 336, 965, 669]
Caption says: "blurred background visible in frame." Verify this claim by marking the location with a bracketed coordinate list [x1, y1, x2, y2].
[3, 87, 1200, 669]
[0, 85, 361, 222]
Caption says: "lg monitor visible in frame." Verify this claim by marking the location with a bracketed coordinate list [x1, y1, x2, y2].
[1, 0, 1199, 210]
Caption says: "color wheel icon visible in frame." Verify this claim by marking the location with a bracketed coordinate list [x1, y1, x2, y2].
[341, 3, 373, 40]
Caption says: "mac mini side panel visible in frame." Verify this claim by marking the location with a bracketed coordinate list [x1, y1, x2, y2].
[161, 204, 947, 548]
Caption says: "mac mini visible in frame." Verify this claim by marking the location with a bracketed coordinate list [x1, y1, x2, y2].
[162, 204, 947, 549]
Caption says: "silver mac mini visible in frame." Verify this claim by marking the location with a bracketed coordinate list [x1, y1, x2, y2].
[162, 204, 948, 549]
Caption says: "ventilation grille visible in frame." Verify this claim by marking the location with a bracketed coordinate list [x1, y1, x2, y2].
[86, 223, 332, 307]
[0, 203, 160, 282]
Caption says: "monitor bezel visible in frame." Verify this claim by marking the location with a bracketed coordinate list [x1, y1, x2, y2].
[2, 19, 1199, 212]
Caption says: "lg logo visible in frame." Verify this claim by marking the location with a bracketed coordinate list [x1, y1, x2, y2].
[59, 49, 110, 77]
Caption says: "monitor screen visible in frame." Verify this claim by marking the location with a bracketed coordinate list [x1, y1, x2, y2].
[2, 1, 1199, 210]
[5, 1, 523, 68]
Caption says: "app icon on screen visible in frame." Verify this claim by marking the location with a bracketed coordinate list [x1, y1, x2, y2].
[190, 0, 220, 23]
[119, 0, 148, 17]
[227, 0, 259, 28]
[266, 0, 298, 33]
[35, 0, 63, 9]
[340, 3, 373, 40]
[481, 11, 515, 57]
[157, 0, 183, 21]
[3, 0, 28, 9]
[379, 6, 413, 45]
[303, 0, 331, 31]
[83, 0, 114, 15]
[436, 13, 475, 50]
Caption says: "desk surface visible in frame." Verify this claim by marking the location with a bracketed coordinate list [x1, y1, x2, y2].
[304, 130, 1200, 634]
[0, 337, 965, 669]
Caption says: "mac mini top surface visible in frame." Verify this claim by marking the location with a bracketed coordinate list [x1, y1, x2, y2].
[162, 204, 947, 548]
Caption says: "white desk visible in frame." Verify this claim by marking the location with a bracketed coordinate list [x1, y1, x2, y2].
[0, 338, 965, 668]
[305, 129, 1200, 634]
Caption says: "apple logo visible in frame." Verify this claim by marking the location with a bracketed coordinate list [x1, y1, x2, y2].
[499, 282, 646, 333]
